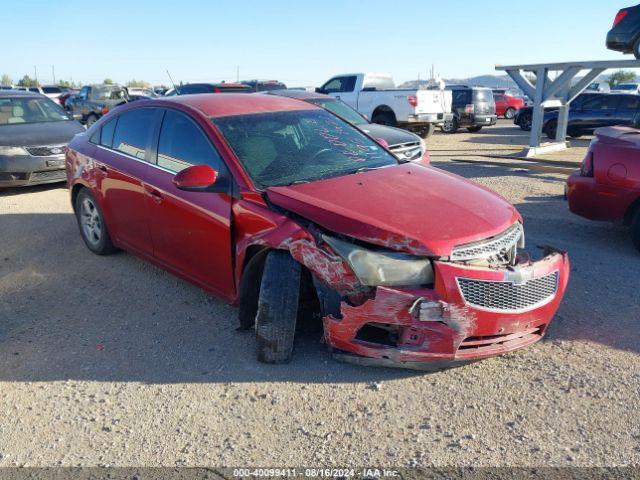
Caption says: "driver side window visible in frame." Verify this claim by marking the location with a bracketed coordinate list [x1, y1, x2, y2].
[156, 110, 223, 173]
[322, 76, 356, 93]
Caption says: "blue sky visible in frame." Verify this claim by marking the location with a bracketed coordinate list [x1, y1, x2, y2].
[3, 0, 637, 87]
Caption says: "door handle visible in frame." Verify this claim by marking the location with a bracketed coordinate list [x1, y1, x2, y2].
[144, 185, 163, 203]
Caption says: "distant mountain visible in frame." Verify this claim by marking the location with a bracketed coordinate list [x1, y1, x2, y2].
[399, 75, 518, 90]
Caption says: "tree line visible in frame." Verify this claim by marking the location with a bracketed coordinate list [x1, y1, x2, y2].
[0, 74, 153, 89]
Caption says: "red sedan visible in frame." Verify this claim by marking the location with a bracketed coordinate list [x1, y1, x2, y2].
[66, 94, 569, 369]
[567, 126, 640, 251]
[494, 93, 524, 119]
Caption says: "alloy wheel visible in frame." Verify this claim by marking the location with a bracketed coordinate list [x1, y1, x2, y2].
[80, 198, 102, 247]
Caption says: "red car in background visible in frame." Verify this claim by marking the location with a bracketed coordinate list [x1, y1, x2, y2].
[567, 126, 640, 251]
[494, 93, 525, 119]
[66, 94, 569, 370]
[58, 89, 78, 107]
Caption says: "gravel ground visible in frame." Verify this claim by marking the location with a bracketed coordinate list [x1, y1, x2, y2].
[0, 122, 639, 468]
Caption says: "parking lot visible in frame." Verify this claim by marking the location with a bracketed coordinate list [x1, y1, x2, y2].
[0, 120, 638, 468]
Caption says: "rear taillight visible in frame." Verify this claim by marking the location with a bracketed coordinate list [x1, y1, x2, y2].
[613, 9, 628, 27]
[465, 104, 475, 114]
[581, 151, 594, 177]
[407, 95, 418, 107]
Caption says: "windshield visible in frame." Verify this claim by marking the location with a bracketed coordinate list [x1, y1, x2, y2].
[0, 97, 69, 125]
[310, 98, 368, 126]
[473, 89, 494, 102]
[212, 109, 398, 188]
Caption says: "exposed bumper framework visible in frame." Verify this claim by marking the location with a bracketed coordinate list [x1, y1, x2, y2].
[322, 249, 569, 370]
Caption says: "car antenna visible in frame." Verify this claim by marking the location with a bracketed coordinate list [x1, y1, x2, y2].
[166, 69, 179, 95]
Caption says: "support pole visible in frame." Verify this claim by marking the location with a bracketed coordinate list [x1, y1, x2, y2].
[529, 67, 547, 148]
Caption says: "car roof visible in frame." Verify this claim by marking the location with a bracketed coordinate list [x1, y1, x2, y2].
[163, 93, 320, 117]
[267, 89, 332, 101]
[0, 90, 43, 98]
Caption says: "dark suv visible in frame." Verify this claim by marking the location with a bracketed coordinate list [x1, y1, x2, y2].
[544, 93, 640, 139]
[165, 83, 252, 96]
[442, 86, 497, 133]
[607, 4, 640, 58]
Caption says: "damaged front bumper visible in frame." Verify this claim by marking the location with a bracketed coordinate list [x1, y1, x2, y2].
[323, 248, 569, 370]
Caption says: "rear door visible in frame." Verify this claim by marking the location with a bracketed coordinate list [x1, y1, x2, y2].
[145, 108, 234, 297]
[614, 94, 640, 126]
[494, 94, 506, 116]
[95, 107, 159, 256]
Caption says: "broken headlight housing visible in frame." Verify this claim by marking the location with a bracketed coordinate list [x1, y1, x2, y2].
[323, 235, 434, 287]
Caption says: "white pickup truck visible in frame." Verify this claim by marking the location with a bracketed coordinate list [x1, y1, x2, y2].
[316, 73, 452, 137]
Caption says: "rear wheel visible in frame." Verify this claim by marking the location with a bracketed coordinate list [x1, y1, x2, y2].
[75, 188, 117, 255]
[441, 116, 458, 134]
[634, 38, 640, 60]
[371, 111, 396, 127]
[420, 124, 435, 139]
[504, 107, 516, 119]
[631, 210, 640, 252]
[255, 250, 301, 363]
[467, 126, 483, 133]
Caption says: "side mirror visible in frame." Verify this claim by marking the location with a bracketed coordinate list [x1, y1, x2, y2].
[315, 87, 326, 94]
[173, 164, 218, 192]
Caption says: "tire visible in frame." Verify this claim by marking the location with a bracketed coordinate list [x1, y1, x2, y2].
[255, 250, 301, 363]
[467, 126, 483, 133]
[504, 107, 516, 119]
[441, 116, 459, 134]
[519, 113, 532, 131]
[420, 124, 435, 139]
[74, 188, 117, 255]
[631, 210, 640, 252]
[85, 114, 98, 127]
[634, 38, 640, 60]
[371, 111, 396, 127]
[545, 120, 558, 140]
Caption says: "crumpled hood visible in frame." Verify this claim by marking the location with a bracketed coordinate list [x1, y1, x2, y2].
[0, 120, 84, 147]
[267, 163, 521, 257]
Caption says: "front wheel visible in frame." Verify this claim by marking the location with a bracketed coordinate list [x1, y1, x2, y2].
[634, 38, 640, 59]
[544, 120, 558, 140]
[255, 250, 301, 363]
[75, 188, 117, 255]
[504, 107, 516, 119]
[519, 113, 532, 131]
[441, 117, 458, 134]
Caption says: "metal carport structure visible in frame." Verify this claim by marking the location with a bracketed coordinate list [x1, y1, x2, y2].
[496, 60, 640, 157]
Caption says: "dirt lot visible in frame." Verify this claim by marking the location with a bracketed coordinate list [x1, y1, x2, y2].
[1, 121, 639, 468]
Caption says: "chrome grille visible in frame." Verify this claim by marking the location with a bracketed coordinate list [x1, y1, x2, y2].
[457, 271, 558, 312]
[389, 141, 422, 161]
[451, 223, 523, 262]
[25, 145, 65, 157]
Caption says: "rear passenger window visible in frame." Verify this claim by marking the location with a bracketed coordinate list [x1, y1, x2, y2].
[100, 118, 117, 148]
[112, 109, 156, 160]
[157, 110, 222, 172]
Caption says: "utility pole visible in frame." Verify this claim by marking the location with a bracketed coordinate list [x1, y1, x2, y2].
[51, 65, 55, 84]
[34, 65, 38, 85]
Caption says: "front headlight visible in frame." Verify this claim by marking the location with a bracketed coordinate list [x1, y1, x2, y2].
[0, 146, 27, 156]
[323, 235, 434, 287]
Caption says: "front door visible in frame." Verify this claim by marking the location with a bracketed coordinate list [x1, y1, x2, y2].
[145, 109, 234, 298]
